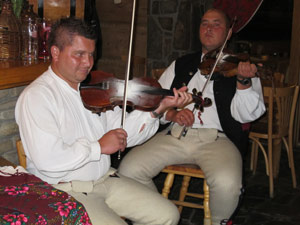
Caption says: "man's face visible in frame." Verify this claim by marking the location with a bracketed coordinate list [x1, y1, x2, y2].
[199, 10, 229, 54]
[51, 35, 95, 89]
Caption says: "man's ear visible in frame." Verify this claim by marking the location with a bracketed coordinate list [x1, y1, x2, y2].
[51, 46, 60, 61]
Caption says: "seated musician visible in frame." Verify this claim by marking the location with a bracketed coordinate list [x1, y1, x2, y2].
[15, 17, 192, 225]
[119, 8, 266, 225]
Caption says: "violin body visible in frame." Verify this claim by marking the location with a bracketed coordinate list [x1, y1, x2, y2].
[199, 47, 274, 80]
[199, 48, 250, 77]
[80, 71, 212, 114]
[80, 70, 164, 113]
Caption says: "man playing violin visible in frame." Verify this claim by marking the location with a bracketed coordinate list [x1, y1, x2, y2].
[119, 8, 266, 225]
[15, 17, 193, 225]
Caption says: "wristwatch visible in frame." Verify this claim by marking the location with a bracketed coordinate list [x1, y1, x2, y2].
[236, 77, 252, 86]
[151, 110, 163, 119]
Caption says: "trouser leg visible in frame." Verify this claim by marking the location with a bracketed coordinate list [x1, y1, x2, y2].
[193, 133, 243, 225]
[54, 169, 180, 225]
[53, 171, 127, 225]
[102, 172, 180, 225]
[119, 130, 194, 191]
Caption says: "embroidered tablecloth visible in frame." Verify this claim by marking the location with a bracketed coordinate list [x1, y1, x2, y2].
[0, 166, 91, 225]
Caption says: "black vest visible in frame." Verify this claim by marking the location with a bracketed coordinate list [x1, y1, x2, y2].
[170, 51, 249, 157]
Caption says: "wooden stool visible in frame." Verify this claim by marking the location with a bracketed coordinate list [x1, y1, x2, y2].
[161, 164, 211, 225]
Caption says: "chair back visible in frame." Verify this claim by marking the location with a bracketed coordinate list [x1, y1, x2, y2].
[16, 140, 26, 168]
[252, 85, 299, 142]
[266, 85, 299, 137]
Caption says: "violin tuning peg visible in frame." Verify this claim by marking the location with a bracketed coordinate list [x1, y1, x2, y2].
[204, 98, 212, 107]
[199, 105, 204, 112]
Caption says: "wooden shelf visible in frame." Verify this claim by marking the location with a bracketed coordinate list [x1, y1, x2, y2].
[0, 60, 50, 90]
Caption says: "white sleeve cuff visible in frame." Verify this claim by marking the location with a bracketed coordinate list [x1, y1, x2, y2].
[90, 141, 101, 161]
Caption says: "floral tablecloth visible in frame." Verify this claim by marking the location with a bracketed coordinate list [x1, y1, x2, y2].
[0, 166, 91, 225]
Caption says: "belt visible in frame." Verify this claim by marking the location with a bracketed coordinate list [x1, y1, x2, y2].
[190, 127, 224, 133]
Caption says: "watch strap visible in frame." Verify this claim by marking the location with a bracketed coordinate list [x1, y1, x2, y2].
[236, 77, 252, 85]
[151, 111, 163, 118]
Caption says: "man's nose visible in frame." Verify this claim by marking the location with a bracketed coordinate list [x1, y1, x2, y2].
[82, 55, 93, 66]
[206, 24, 213, 31]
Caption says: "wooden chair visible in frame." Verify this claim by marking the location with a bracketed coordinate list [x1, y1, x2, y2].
[16, 140, 26, 168]
[249, 85, 299, 198]
[161, 164, 211, 225]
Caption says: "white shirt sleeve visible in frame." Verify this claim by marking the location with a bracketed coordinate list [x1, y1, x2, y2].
[231, 77, 266, 123]
[104, 107, 159, 147]
[157, 60, 266, 124]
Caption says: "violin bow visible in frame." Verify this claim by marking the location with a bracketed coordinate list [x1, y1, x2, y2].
[177, 16, 237, 140]
[119, 0, 137, 160]
[201, 16, 237, 94]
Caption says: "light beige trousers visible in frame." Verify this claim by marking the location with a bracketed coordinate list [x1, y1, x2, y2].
[119, 125, 243, 225]
[53, 168, 179, 225]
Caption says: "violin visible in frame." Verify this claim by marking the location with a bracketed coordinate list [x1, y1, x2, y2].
[199, 48, 272, 78]
[80, 70, 212, 113]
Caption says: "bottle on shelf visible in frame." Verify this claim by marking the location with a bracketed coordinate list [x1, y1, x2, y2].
[20, 1, 39, 62]
[37, 18, 51, 61]
[0, 0, 21, 60]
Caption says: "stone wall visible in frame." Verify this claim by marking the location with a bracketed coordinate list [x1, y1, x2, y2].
[147, 0, 214, 75]
[0, 86, 25, 165]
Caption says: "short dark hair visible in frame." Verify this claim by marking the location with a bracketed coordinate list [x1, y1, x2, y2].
[48, 17, 97, 51]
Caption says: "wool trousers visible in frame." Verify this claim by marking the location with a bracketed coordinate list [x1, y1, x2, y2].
[53, 168, 179, 225]
[119, 125, 243, 225]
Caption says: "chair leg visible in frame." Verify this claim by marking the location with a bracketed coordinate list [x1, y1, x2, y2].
[250, 140, 255, 171]
[203, 180, 211, 225]
[178, 175, 191, 213]
[251, 140, 259, 174]
[268, 140, 274, 198]
[286, 136, 297, 188]
[254, 139, 270, 176]
[162, 173, 175, 198]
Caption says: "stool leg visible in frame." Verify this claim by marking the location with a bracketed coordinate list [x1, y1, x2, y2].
[178, 175, 191, 213]
[203, 180, 211, 225]
[162, 173, 175, 198]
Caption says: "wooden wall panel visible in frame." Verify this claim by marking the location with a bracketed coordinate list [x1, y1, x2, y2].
[96, 0, 147, 78]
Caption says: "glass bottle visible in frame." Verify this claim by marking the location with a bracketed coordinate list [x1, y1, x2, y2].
[38, 18, 51, 61]
[0, 0, 21, 60]
[20, 3, 39, 62]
